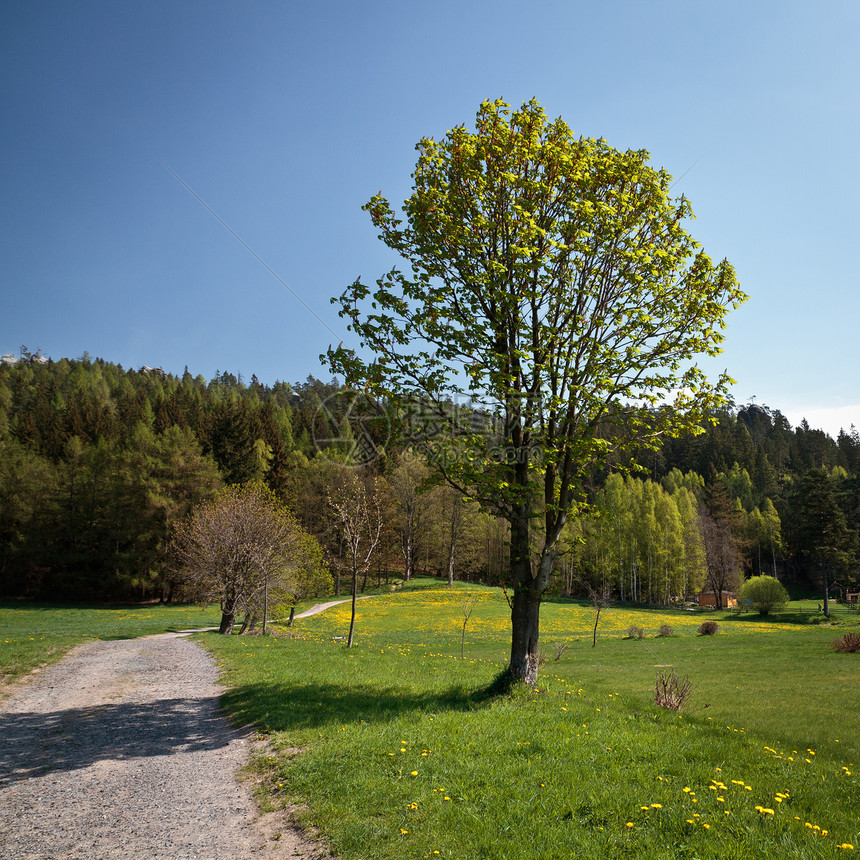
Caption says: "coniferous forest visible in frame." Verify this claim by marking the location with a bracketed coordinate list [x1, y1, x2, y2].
[1, 351, 857, 604]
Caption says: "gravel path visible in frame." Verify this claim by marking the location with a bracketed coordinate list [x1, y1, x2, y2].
[294, 596, 372, 618]
[0, 634, 328, 860]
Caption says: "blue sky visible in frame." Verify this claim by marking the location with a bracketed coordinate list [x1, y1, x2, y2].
[2, 1, 858, 437]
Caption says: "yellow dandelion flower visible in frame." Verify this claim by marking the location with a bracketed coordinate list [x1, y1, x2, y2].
[837, 843, 854, 850]
[651, 804, 662, 809]
[410, 771, 418, 776]
[625, 822, 634, 828]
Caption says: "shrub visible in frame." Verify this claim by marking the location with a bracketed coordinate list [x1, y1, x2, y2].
[553, 642, 570, 660]
[738, 575, 790, 616]
[698, 620, 719, 636]
[655, 669, 692, 711]
[626, 625, 645, 640]
[658, 623, 674, 637]
[831, 632, 860, 653]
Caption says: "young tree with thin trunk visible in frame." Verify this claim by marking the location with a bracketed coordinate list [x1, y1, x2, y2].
[388, 453, 429, 581]
[327, 99, 745, 684]
[328, 471, 383, 648]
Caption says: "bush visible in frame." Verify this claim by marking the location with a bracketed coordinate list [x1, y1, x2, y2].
[738, 575, 790, 616]
[626, 625, 645, 640]
[658, 623, 674, 637]
[831, 632, 860, 653]
[698, 620, 719, 636]
[655, 669, 692, 711]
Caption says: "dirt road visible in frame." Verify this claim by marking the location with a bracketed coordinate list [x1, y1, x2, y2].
[0, 633, 327, 860]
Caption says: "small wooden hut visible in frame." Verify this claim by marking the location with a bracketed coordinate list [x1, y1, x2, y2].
[697, 591, 738, 609]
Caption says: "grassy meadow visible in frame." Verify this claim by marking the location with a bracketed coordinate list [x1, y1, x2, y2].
[205, 581, 859, 859]
[1, 586, 857, 858]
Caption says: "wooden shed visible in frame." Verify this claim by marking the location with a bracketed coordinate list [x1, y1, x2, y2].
[697, 591, 738, 609]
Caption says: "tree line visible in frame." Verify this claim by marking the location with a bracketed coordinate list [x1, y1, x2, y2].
[0, 353, 857, 605]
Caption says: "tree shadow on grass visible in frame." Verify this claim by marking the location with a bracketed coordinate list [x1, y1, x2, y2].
[220, 678, 500, 734]
[0, 695, 237, 787]
[720, 611, 829, 627]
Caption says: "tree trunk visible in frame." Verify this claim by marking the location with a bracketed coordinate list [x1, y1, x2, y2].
[218, 609, 235, 634]
[508, 512, 555, 684]
[347, 567, 358, 648]
[509, 585, 541, 684]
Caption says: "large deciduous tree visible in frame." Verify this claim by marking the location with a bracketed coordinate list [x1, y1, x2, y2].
[327, 99, 746, 683]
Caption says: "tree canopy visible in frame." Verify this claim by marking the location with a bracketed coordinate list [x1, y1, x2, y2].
[170, 482, 330, 634]
[738, 574, 789, 615]
[328, 98, 747, 683]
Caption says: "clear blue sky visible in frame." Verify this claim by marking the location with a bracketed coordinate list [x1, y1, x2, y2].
[2, 1, 858, 437]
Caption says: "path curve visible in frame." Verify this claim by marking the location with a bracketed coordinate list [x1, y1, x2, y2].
[0, 633, 328, 860]
[295, 595, 372, 618]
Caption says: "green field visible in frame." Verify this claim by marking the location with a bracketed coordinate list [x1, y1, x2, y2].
[205, 581, 859, 859]
[2, 588, 857, 858]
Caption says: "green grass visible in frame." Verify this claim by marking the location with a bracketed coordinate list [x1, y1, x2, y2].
[204, 581, 860, 859]
[2, 587, 856, 857]
[0, 601, 221, 687]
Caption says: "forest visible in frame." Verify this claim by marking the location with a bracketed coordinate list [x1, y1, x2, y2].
[1, 350, 858, 606]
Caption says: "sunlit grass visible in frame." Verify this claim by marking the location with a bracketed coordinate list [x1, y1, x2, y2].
[205, 580, 859, 859]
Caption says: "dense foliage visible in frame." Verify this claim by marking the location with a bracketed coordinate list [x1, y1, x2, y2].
[738, 575, 790, 615]
[1, 353, 858, 604]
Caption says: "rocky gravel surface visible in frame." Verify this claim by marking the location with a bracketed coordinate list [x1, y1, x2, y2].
[0, 633, 327, 859]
